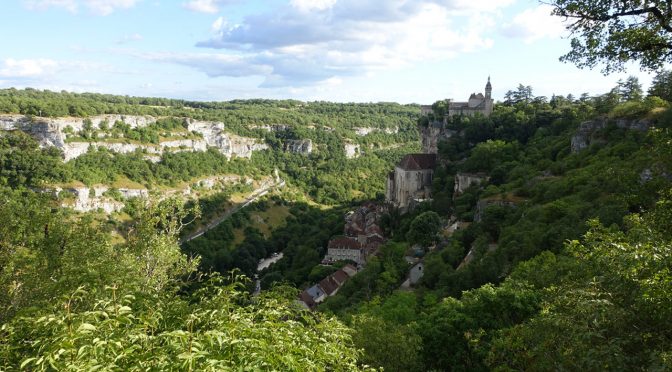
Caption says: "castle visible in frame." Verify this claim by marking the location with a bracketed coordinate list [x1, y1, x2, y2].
[421, 77, 493, 118]
[386, 78, 493, 211]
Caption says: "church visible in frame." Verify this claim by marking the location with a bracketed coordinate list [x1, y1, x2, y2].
[421, 77, 493, 118]
[385, 153, 437, 212]
[387, 78, 493, 211]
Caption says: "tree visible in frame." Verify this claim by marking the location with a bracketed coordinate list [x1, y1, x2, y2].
[617, 76, 643, 101]
[648, 69, 672, 101]
[406, 211, 441, 247]
[549, 0, 672, 72]
[351, 315, 423, 372]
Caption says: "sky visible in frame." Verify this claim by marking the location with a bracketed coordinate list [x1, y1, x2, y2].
[0, 0, 661, 103]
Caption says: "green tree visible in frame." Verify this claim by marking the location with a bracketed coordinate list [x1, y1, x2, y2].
[648, 69, 672, 101]
[352, 315, 423, 372]
[549, 0, 672, 72]
[617, 76, 643, 102]
[488, 198, 672, 370]
[406, 211, 441, 247]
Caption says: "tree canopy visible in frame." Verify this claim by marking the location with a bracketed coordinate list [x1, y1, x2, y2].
[549, 0, 672, 72]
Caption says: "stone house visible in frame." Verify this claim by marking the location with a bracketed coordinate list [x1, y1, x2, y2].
[322, 237, 364, 265]
[386, 153, 437, 212]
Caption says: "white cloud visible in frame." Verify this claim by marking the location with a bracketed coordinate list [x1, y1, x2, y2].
[0, 58, 60, 78]
[183, 0, 235, 13]
[211, 16, 226, 33]
[116, 33, 143, 44]
[23, 0, 140, 15]
[290, 0, 337, 12]
[189, 0, 511, 87]
[139, 52, 273, 78]
[501, 5, 566, 43]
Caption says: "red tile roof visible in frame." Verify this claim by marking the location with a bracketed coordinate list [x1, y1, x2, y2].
[331, 269, 349, 285]
[397, 153, 436, 171]
[328, 237, 362, 250]
[318, 276, 340, 296]
[342, 264, 358, 277]
[299, 290, 316, 309]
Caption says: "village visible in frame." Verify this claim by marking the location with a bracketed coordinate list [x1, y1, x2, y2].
[296, 78, 524, 309]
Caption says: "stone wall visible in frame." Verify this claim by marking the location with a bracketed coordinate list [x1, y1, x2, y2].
[391, 166, 433, 210]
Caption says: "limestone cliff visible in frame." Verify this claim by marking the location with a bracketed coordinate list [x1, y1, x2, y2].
[284, 139, 313, 155]
[0, 115, 268, 161]
[571, 118, 651, 153]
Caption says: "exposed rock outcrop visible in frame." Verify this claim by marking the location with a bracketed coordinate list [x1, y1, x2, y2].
[193, 175, 249, 190]
[473, 198, 518, 222]
[354, 127, 399, 136]
[344, 143, 360, 159]
[284, 139, 313, 155]
[0, 115, 268, 161]
[571, 118, 651, 153]
[454, 173, 488, 196]
[251, 124, 289, 132]
[421, 125, 457, 154]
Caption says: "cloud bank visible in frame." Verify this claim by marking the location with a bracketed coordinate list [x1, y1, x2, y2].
[168, 0, 516, 87]
[23, 0, 140, 15]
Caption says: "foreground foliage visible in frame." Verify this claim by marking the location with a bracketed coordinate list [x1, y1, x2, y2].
[0, 192, 366, 371]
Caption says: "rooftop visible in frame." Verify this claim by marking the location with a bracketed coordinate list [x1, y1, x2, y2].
[397, 153, 437, 171]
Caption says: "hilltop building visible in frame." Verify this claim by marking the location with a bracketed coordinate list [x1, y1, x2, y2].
[385, 153, 437, 212]
[421, 77, 494, 118]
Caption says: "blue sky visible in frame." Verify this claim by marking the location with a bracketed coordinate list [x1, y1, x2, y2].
[0, 0, 660, 103]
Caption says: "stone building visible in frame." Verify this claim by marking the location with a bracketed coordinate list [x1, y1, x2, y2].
[385, 153, 437, 212]
[421, 77, 494, 118]
[322, 237, 365, 265]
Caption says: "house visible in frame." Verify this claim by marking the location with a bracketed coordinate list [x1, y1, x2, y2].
[385, 153, 437, 212]
[341, 263, 358, 277]
[409, 262, 424, 285]
[322, 237, 364, 265]
[298, 267, 358, 309]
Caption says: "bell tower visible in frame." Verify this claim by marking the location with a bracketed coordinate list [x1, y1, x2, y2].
[484, 76, 493, 115]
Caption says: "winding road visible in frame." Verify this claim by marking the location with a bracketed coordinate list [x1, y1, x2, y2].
[180, 176, 285, 244]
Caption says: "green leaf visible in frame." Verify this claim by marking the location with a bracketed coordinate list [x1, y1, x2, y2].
[20, 358, 37, 369]
[78, 323, 97, 332]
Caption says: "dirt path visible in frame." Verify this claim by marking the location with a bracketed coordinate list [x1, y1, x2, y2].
[180, 177, 285, 244]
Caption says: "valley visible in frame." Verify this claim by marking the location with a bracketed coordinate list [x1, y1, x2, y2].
[2, 80, 672, 370]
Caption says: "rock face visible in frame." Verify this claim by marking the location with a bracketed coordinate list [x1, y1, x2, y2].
[344, 143, 360, 158]
[473, 198, 518, 222]
[454, 173, 488, 196]
[251, 124, 289, 132]
[571, 118, 651, 153]
[193, 175, 248, 190]
[284, 139, 313, 155]
[54, 186, 130, 214]
[420, 125, 457, 154]
[0, 115, 268, 161]
[354, 127, 398, 136]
